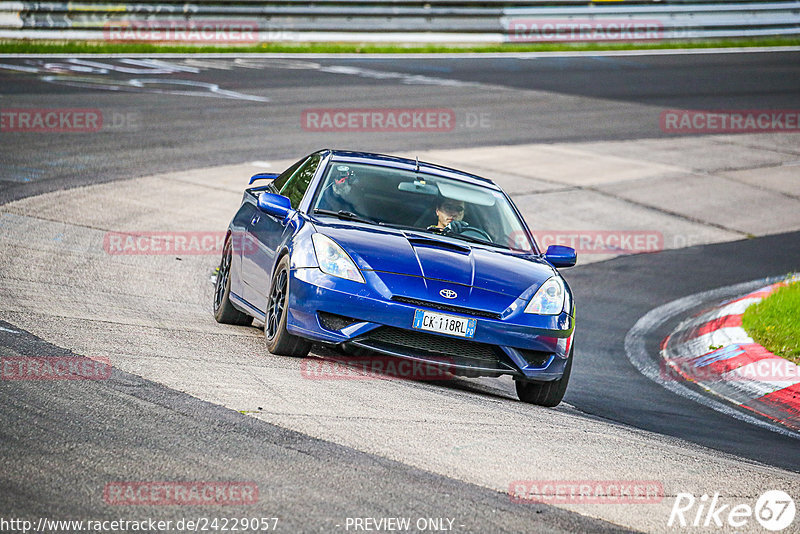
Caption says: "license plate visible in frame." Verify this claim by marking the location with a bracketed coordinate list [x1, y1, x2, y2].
[412, 309, 477, 338]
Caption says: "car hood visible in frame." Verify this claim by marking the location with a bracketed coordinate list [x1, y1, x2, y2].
[313, 221, 556, 303]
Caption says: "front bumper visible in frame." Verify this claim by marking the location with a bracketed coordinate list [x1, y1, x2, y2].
[287, 267, 574, 380]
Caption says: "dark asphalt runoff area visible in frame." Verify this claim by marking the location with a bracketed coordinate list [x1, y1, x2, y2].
[1, 51, 799, 531]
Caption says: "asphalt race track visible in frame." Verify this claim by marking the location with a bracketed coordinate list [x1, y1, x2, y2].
[1, 51, 799, 533]
[0, 321, 624, 534]
[3, 51, 800, 203]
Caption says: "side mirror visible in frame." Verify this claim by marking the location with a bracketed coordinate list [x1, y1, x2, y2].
[257, 192, 292, 219]
[544, 245, 577, 268]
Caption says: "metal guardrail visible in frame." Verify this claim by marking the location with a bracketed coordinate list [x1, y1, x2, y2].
[0, 1, 798, 43]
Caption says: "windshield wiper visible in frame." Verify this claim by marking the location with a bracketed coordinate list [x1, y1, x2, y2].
[439, 230, 508, 250]
[381, 222, 422, 231]
[312, 209, 381, 226]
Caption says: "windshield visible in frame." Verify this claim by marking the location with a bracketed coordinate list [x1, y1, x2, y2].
[310, 161, 535, 252]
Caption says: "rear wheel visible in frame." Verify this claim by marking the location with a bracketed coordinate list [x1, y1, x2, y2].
[265, 256, 311, 357]
[213, 239, 253, 326]
[515, 346, 573, 407]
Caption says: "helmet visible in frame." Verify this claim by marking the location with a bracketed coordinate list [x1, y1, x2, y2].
[332, 165, 357, 196]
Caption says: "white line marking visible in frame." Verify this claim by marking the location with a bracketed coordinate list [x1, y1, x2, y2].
[315, 63, 475, 86]
[0, 62, 40, 72]
[0, 326, 20, 334]
[68, 58, 194, 75]
[624, 276, 800, 439]
[713, 297, 764, 318]
[672, 299, 755, 334]
[39, 75, 269, 102]
[251, 161, 272, 168]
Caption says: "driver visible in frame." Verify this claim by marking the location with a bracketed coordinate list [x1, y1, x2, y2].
[428, 197, 466, 232]
[318, 165, 358, 213]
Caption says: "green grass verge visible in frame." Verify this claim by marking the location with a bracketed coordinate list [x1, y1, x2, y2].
[742, 280, 800, 365]
[1, 36, 800, 55]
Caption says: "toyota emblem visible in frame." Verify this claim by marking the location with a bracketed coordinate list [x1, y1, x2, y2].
[439, 289, 458, 299]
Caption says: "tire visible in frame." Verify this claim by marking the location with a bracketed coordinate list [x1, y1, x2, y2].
[515, 346, 573, 407]
[213, 239, 253, 326]
[264, 255, 311, 357]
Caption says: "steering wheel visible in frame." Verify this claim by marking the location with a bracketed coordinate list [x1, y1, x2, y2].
[444, 221, 492, 242]
[460, 226, 492, 242]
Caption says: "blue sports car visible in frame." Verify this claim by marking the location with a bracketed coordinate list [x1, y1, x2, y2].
[214, 150, 577, 406]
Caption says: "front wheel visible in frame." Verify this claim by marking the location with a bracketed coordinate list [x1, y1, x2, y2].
[264, 256, 311, 357]
[515, 346, 573, 407]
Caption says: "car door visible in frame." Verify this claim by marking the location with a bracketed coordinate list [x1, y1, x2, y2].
[241, 154, 322, 311]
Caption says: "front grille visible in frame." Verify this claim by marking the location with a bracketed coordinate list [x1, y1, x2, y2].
[318, 312, 360, 332]
[391, 296, 501, 320]
[365, 326, 499, 362]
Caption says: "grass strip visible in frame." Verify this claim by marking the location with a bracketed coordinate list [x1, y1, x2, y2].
[742, 280, 800, 365]
[2, 37, 800, 55]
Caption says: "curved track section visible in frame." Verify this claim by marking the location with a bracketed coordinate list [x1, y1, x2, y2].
[1, 52, 799, 533]
[626, 276, 798, 438]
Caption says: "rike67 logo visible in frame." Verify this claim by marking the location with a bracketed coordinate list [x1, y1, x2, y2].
[668, 490, 795, 531]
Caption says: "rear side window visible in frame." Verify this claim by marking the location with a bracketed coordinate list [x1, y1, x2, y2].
[280, 154, 322, 208]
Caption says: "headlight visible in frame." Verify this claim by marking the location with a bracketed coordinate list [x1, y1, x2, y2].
[311, 234, 364, 283]
[524, 277, 565, 315]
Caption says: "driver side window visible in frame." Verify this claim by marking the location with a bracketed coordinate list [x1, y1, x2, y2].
[270, 158, 304, 192]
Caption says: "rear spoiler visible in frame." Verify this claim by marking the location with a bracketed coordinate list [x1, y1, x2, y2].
[249, 172, 279, 185]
